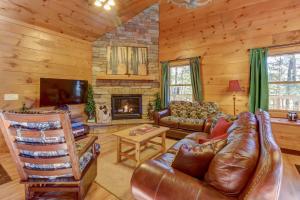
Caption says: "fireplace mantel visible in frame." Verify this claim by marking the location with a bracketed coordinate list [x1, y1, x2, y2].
[97, 74, 156, 81]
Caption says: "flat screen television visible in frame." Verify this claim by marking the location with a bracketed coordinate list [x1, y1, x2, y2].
[40, 78, 88, 107]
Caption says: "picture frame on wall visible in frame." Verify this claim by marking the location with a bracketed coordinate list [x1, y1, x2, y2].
[107, 46, 148, 75]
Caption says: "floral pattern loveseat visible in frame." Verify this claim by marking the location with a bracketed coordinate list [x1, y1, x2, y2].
[154, 101, 231, 139]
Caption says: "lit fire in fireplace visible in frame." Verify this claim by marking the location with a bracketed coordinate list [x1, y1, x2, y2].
[118, 104, 133, 113]
[111, 94, 142, 120]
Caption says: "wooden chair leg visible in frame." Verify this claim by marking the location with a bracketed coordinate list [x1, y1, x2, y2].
[78, 185, 84, 200]
[25, 184, 31, 200]
[74, 192, 79, 200]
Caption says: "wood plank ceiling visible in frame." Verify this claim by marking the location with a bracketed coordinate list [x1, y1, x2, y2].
[0, 0, 158, 41]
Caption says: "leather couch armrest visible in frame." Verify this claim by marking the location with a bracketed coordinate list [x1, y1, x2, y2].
[203, 118, 213, 133]
[153, 109, 170, 124]
[131, 160, 204, 200]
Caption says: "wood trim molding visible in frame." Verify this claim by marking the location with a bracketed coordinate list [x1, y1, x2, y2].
[271, 118, 300, 127]
[97, 74, 156, 81]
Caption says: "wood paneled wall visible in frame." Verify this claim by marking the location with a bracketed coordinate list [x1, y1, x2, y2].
[0, 15, 92, 109]
[159, 0, 300, 114]
[0, 15, 92, 152]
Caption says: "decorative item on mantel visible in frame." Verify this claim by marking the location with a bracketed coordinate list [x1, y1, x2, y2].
[228, 80, 242, 116]
[287, 111, 298, 121]
[168, 0, 212, 9]
[85, 84, 96, 123]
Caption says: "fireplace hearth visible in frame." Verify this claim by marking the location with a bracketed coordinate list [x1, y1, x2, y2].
[111, 94, 142, 120]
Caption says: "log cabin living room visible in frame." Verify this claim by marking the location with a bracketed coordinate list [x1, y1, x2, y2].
[0, 0, 299, 199]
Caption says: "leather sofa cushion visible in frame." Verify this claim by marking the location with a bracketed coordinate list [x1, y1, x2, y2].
[199, 133, 228, 144]
[185, 132, 209, 141]
[205, 112, 259, 196]
[185, 132, 228, 144]
[172, 139, 227, 179]
[159, 116, 179, 128]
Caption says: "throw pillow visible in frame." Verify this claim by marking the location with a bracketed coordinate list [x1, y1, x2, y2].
[172, 139, 227, 179]
[210, 117, 232, 139]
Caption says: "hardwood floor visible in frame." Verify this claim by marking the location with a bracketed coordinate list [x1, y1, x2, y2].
[279, 154, 300, 200]
[0, 124, 299, 200]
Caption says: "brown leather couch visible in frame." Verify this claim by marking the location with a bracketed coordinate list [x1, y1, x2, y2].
[131, 111, 283, 200]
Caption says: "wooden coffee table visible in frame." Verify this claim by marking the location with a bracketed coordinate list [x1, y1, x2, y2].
[112, 124, 169, 166]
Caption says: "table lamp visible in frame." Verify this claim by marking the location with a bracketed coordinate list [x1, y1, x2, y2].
[228, 80, 242, 116]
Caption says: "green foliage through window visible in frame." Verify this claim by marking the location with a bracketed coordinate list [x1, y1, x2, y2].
[267, 53, 300, 111]
[169, 65, 193, 102]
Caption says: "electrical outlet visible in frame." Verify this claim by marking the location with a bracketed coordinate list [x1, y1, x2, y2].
[4, 94, 19, 101]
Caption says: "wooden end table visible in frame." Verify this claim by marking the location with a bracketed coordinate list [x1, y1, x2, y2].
[112, 124, 169, 167]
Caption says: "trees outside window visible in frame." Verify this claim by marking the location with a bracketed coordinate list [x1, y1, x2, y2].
[268, 53, 300, 111]
[169, 65, 193, 102]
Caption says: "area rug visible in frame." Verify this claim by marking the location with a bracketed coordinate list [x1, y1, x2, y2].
[95, 133, 177, 200]
[0, 164, 11, 185]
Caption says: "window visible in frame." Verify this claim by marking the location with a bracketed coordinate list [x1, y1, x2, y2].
[267, 53, 300, 111]
[169, 65, 193, 102]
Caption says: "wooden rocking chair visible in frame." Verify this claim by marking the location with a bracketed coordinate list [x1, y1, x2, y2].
[0, 111, 100, 200]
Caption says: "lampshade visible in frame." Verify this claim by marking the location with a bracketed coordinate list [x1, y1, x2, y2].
[228, 80, 242, 92]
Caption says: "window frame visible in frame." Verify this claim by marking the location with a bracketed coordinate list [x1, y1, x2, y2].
[168, 63, 193, 102]
[267, 51, 300, 112]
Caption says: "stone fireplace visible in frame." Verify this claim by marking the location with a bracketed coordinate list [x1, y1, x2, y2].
[111, 94, 142, 120]
[92, 4, 160, 123]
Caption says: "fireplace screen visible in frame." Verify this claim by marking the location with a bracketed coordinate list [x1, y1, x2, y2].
[111, 94, 142, 120]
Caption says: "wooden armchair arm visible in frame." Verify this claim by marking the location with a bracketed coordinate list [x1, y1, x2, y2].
[76, 136, 98, 158]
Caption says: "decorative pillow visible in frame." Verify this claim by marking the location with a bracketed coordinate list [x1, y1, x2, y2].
[210, 113, 236, 131]
[210, 118, 232, 139]
[172, 139, 227, 179]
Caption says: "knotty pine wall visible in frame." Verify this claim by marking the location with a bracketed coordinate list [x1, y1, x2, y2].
[159, 0, 300, 114]
[0, 16, 92, 152]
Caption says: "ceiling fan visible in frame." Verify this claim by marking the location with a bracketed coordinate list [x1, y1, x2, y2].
[93, 0, 116, 10]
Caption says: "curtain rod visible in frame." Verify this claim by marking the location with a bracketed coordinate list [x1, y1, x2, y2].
[247, 42, 300, 51]
[160, 56, 200, 63]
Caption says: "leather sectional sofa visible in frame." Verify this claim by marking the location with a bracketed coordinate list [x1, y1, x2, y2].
[131, 111, 283, 200]
[154, 101, 230, 139]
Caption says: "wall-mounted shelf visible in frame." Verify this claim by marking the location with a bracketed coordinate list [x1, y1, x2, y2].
[97, 74, 156, 81]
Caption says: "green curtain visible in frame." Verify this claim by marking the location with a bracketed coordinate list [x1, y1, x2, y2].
[161, 62, 170, 108]
[190, 57, 203, 102]
[249, 48, 269, 113]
